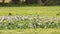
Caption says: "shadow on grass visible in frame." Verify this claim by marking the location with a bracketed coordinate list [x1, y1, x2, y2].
[0, 3, 60, 7]
[0, 3, 41, 7]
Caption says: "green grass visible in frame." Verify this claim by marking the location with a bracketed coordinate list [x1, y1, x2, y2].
[0, 6, 60, 34]
[0, 28, 60, 34]
[0, 6, 60, 16]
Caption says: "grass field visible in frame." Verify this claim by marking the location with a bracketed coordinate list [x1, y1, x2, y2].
[0, 6, 60, 16]
[0, 28, 60, 34]
[0, 6, 60, 34]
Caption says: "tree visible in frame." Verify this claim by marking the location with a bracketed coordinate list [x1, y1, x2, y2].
[25, 0, 38, 4]
[43, 0, 60, 5]
[2, 0, 5, 4]
[11, 0, 20, 4]
[37, 0, 43, 5]
[10, 0, 60, 5]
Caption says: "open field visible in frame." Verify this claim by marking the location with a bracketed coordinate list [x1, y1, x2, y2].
[0, 6, 60, 34]
[0, 6, 60, 16]
[0, 28, 60, 34]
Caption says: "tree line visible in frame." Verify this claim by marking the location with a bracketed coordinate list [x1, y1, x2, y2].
[1, 0, 60, 5]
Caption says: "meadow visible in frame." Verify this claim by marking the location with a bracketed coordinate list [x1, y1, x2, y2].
[0, 28, 60, 34]
[0, 6, 60, 34]
[0, 6, 60, 16]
